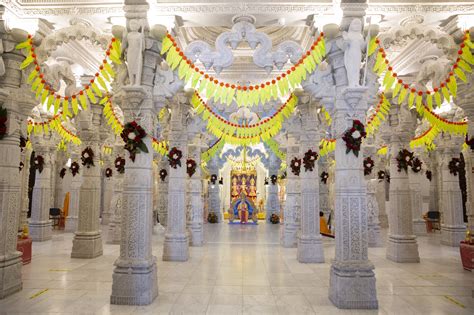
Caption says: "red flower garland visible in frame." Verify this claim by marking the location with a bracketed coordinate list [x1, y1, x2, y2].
[114, 157, 125, 174]
[270, 175, 278, 185]
[363, 157, 375, 176]
[448, 157, 462, 176]
[159, 169, 167, 181]
[303, 149, 318, 172]
[411, 157, 423, 173]
[59, 168, 67, 179]
[120, 121, 148, 162]
[342, 120, 366, 157]
[70, 161, 80, 177]
[396, 149, 414, 173]
[81, 147, 95, 168]
[320, 171, 329, 184]
[290, 157, 301, 176]
[34, 155, 44, 174]
[105, 167, 113, 178]
[0, 106, 7, 140]
[168, 147, 182, 169]
[186, 159, 197, 177]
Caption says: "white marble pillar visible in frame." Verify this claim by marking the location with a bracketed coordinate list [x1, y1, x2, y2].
[367, 179, 383, 247]
[71, 109, 103, 258]
[207, 157, 222, 222]
[0, 86, 23, 298]
[374, 155, 389, 228]
[163, 92, 189, 261]
[319, 156, 331, 219]
[296, 93, 324, 263]
[157, 159, 168, 226]
[111, 86, 158, 305]
[29, 138, 53, 242]
[187, 143, 204, 246]
[18, 146, 31, 233]
[101, 162, 115, 226]
[385, 103, 420, 263]
[266, 154, 281, 220]
[107, 165, 124, 245]
[437, 134, 466, 246]
[65, 152, 81, 232]
[409, 167, 426, 235]
[281, 144, 299, 247]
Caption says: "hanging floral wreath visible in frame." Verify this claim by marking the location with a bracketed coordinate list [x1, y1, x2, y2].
[270, 213, 280, 224]
[186, 159, 197, 177]
[448, 157, 462, 176]
[70, 161, 80, 176]
[320, 171, 329, 184]
[210, 174, 218, 185]
[363, 157, 375, 176]
[105, 167, 113, 178]
[19, 161, 24, 172]
[270, 174, 278, 185]
[342, 119, 366, 157]
[59, 167, 67, 179]
[426, 170, 432, 181]
[386, 173, 391, 183]
[159, 169, 167, 181]
[411, 157, 423, 173]
[120, 121, 148, 162]
[290, 157, 301, 176]
[19, 136, 27, 152]
[168, 147, 182, 169]
[0, 106, 7, 140]
[34, 155, 44, 173]
[114, 157, 125, 174]
[377, 170, 386, 181]
[303, 149, 318, 172]
[396, 149, 414, 173]
[81, 147, 95, 168]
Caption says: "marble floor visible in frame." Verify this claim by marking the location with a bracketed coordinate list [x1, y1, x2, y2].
[0, 222, 473, 315]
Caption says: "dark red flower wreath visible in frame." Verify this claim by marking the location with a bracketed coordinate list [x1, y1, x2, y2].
[377, 170, 386, 180]
[363, 157, 374, 176]
[186, 159, 197, 177]
[19, 136, 27, 152]
[303, 149, 318, 172]
[159, 169, 167, 181]
[396, 149, 414, 173]
[59, 168, 67, 179]
[114, 156, 125, 174]
[34, 155, 44, 174]
[270, 174, 278, 185]
[19, 161, 24, 172]
[70, 161, 80, 177]
[342, 119, 366, 157]
[120, 121, 148, 162]
[411, 157, 423, 173]
[448, 157, 462, 176]
[168, 147, 182, 169]
[290, 157, 301, 176]
[210, 174, 218, 185]
[425, 170, 432, 181]
[105, 167, 113, 178]
[0, 106, 7, 140]
[81, 147, 95, 168]
[320, 171, 329, 184]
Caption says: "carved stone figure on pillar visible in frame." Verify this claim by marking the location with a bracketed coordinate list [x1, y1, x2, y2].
[123, 19, 145, 86]
[342, 19, 365, 87]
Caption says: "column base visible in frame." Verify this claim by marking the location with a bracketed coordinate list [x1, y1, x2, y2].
[64, 216, 78, 233]
[386, 234, 420, 263]
[0, 253, 22, 299]
[29, 220, 52, 241]
[297, 235, 324, 263]
[280, 224, 298, 248]
[188, 223, 203, 247]
[163, 233, 189, 261]
[329, 262, 378, 309]
[413, 219, 427, 236]
[111, 259, 158, 305]
[106, 220, 121, 245]
[71, 232, 103, 258]
[368, 224, 383, 248]
[441, 225, 466, 247]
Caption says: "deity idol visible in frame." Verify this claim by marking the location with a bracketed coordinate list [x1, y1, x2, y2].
[124, 19, 145, 86]
[231, 176, 239, 199]
[240, 175, 248, 196]
[342, 19, 366, 87]
[248, 177, 257, 199]
[237, 193, 249, 224]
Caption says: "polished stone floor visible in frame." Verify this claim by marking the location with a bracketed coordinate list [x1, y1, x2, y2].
[0, 222, 473, 314]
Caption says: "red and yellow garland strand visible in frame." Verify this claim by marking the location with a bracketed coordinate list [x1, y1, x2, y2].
[161, 32, 326, 107]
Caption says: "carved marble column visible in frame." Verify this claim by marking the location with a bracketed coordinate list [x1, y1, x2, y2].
[156, 158, 168, 226]
[107, 159, 124, 245]
[437, 133, 466, 246]
[266, 154, 281, 220]
[385, 103, 420, 263]
[374, 154, 388, 228]
[71, 106, 103, 259]
[281, 143, 299, 247]
[111, 86, 158, 305]
[319, 156, 331, 219]
[29, 135, 53, 242]
[207, 157, 222, 222]
[163, 92, 189, 261]
[101, 156, 115, 226]
[18, 146, 31, 233]
[408, 162, 426, 236]
[327, 40, 377, 307]
[296, 93, 324, 263]
[367, 179, 383, 247]
[187, 143, 204, 246]
[65, 151, 81, 232]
